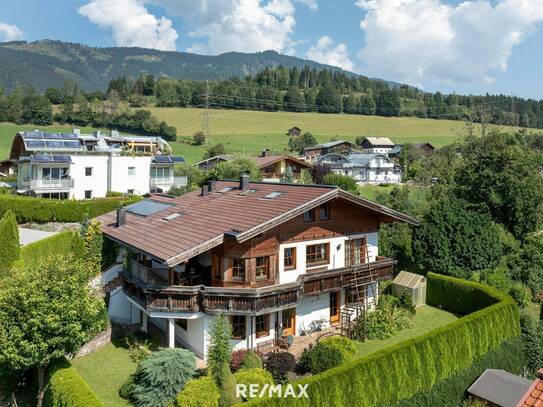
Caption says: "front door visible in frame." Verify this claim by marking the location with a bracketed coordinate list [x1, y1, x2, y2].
[330, 292, 340, 324]
[281, 308, 296, 336]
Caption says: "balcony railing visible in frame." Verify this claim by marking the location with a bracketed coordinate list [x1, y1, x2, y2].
[122, 257, 397, 314]
[23, 178, 74, 190]
[149, 176, 187, 188]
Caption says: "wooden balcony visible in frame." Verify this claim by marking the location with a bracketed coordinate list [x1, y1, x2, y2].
[121, 257, 396, 314]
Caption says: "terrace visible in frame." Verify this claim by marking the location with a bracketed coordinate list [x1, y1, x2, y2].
[121, 257, 396, 314]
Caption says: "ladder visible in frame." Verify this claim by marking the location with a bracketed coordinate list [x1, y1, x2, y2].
[340, 240, 374, 341]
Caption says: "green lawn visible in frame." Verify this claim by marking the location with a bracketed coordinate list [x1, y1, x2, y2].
[354, 305, 458, 357]
[2, 108, 539, 164]
[70, 341, 137, 407]
[148, 107, 534, 163]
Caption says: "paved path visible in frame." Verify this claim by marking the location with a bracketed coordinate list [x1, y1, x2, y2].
[18, 228, 57, 246]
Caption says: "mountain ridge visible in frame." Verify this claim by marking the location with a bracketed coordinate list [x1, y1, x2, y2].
[0, 39, 389, 92]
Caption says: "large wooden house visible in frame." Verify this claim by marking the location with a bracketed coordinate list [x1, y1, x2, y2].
[99, 175, 417, 360]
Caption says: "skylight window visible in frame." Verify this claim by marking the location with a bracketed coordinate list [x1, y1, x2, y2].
[238, 189, 257, 196]
[262, 191, 283, 199]
[162, 212, 183, 221]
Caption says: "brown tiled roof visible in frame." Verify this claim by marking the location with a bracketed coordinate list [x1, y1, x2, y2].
[253, 155, 310, 169]
[97, 180, 418, 266]
[518, 370, 543, 407]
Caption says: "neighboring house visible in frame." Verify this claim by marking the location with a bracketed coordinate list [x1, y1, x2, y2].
[254, 151, 311, 182]
[287, 127, 301, 137]
[193, 155, 234, 171]
[304, 140, 354, 164]
[415, 142, 436, 155]
[358, 137, 395, 154]
[9, 129, 187, 199]
[0, 159, 16, 176]
[99, 176, 417, 360]
[317, 153, 402, 184]
[467, 368, 543, 407]
[389, 142, 436, 158]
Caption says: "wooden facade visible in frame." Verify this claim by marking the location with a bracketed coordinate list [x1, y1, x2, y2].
[121, 197, 396, 314]
[122, 257, 396, 315]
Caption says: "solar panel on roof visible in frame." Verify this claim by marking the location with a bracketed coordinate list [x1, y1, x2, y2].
[31, 155, 54, 163]
[23, 132, 43, 139]
[43, 132, 61, 139]
[52, 155, 71, 163]
[152, 156, 171, 163]
[45, 140, 64, 148]
[25, 140, 46, 149]
[124, 200, 174, 217]
[62, 141, 82, 149]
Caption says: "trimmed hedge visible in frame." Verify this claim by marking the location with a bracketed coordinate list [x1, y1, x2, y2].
[394, 337, 525, 407]
[44, 358, 103, 407]
[0, 194, 141, 223]
[247, 273, 520, 407]
[13, 230, 84, 270]
[426, 272, 500, 315]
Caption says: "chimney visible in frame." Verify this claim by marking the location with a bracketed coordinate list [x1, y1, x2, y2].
[261, 149, 269, 157]
[240, 173, 250, 190]
[73, 128, 81, 136]
[207, 180, 217, 193]
[116, 209, 126, 227]
[201, 184, 209, 196]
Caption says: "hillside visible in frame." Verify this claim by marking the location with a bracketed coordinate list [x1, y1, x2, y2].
[1, 108, 535, 164]
[146, 108, 530, 162]
[0, 40, 368, 92]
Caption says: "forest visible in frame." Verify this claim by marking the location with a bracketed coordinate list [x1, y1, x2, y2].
[106, 66, 543, 129]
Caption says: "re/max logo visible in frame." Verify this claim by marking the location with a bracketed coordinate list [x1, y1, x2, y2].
[236, 383, 309, 399]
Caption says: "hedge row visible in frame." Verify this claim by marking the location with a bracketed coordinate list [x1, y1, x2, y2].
[393, 337, 525, 407]
[426, 272, 500, 315]
[0, 194, 141, 223]
[13, 230, 84, 270]
[44, 358, 103, 407]
[247, 273, 520, 407]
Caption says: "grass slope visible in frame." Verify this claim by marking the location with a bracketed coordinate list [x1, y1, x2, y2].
[354, 305, 458, 357]
[70, 341, 137, 407]
[149, 107, 529, 163]
[1, 108, 536, 163]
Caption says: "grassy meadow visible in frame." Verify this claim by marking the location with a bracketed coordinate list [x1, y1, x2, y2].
[1, 107, 537, 163]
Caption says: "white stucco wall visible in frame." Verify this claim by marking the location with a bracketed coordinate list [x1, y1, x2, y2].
[109, 156, 152, 195]
[295, 293, 332, 334]
[278, 232, 379, 284]
[70, 155, 109, 199]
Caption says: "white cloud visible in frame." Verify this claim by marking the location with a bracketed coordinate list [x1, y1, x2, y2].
[79, 0, 178, 51]
[356, 0, 543, 86]
[296, 0, 318, 11]
[0, 23, 24, 42]
[306, 36, 354, 71]
[149, 0, 297, 55]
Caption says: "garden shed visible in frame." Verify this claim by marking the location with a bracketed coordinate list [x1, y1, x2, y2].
[392, 271, 426, 307]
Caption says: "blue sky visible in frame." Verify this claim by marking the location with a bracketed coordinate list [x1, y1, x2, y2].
[1, 0, 542, 99]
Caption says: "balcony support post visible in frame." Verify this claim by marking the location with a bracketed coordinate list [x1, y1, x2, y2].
[168, 318, 175, 348]
[141, 312, 148, 333]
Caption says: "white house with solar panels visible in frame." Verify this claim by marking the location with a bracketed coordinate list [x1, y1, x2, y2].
[8, 129, 187, 199]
